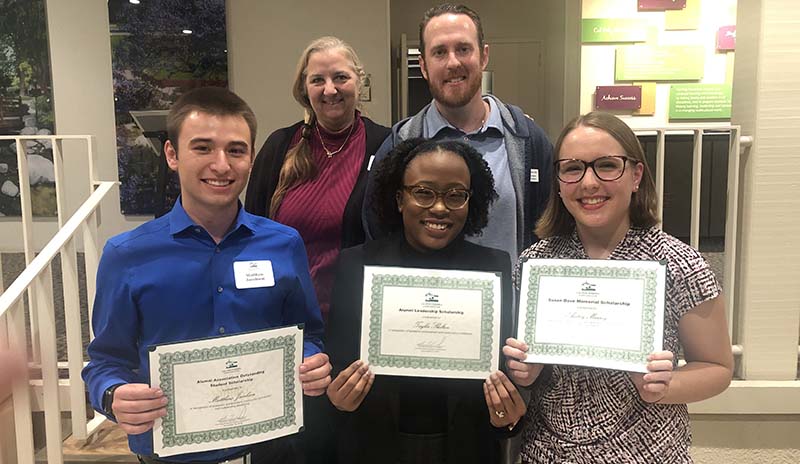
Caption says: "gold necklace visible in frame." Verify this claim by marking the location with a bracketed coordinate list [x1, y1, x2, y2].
[316, 121, 355, 158]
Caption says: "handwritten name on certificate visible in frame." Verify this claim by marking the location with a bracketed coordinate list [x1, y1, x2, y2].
[517, 259, 666, 373]
[361, 266, 502, 379]
[149, 325, 303, 457]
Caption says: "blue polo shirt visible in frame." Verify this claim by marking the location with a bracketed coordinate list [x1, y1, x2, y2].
[82, 198, 324, 462]
[423, 98, 518, 263]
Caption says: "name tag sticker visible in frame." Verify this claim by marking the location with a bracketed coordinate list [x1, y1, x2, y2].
[234, 260, 275, 289]
[530, 169, 540, 182]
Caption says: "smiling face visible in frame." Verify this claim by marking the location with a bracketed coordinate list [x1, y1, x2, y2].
[419, 13, 488, 109]
[557, 125, 643, 241]
[397, 149, 470, 252]
[304, 48, 358, 132]
[165, 110, 253, 223]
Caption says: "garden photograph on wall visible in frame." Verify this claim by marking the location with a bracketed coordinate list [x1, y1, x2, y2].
[0, 0, 56, 217]
[109, 0, 228, 216]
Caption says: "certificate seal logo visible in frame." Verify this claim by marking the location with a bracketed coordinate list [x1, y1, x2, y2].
[580, 282, 597, 293]
[223, 359, 241, 373]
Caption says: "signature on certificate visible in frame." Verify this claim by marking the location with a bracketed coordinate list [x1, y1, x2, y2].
[415, 336, 448, 353]
[216, 405, 249, 426]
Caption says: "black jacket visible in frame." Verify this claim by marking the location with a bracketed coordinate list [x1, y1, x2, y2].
[244, 117, 390, 248]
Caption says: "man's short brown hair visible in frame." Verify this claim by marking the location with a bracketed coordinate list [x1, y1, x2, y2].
[418, 3, 485, 57]
[166, 87, 257, 151]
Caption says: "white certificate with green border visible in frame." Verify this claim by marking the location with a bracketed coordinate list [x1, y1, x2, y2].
[360, 266, 502, 379]
[149, 325, 303, 457]
[517, 259, 665, 373]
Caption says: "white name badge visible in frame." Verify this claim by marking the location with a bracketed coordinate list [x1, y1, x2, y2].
[233, 260, 275, 289]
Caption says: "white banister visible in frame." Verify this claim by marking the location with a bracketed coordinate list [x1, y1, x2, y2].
[655, 130, 666, 228]
[0, 181, 115, 317]
[51, 137, 89, 439]
[9, 298, 34, 464]
[16, 138, 40, 363]
[689, 129, 703, 249]
[725, 128, 743, 340]
[633, 126, 743, 344]
[0, 134, 116, 464]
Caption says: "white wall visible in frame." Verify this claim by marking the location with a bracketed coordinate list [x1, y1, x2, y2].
[226, 0, 392, 151]
[389, 0, 579, 139]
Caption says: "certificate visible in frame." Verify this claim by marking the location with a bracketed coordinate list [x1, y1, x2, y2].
[149, 325, 303, 457]
[517, 259, 666, 373]
[361, 266, 502, 379]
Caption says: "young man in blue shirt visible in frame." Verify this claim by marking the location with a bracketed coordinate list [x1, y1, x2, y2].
[82, 87, 331, 464]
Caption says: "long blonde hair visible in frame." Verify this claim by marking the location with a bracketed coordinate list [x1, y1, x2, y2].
[269, 36, 365, 217]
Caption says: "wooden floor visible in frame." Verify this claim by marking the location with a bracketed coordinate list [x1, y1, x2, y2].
[37, 421, 138, 463]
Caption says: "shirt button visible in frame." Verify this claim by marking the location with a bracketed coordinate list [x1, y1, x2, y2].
[194, 227, 202, 233]
[219, 326, 225, 334]
[215, 247, 221, 253]
[217, 286, 223, 293]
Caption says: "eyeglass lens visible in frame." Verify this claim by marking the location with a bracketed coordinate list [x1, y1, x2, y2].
[410, 187, 469, 209]
[557, 156, 627, 183]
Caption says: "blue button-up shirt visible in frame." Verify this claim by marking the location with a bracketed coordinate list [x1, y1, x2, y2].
[423, 98, 519, 264]
[82, 199, 324, 462]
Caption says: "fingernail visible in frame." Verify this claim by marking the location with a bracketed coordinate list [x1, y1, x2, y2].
[155, 389, 163, 396]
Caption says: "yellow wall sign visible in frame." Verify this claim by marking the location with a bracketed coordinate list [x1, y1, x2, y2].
[615, 45, 705, 81]
[582, 19, 650, 43]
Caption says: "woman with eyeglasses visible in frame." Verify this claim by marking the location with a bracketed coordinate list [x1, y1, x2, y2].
[324, 138, 525, 464]
[503, 112, 733, 463]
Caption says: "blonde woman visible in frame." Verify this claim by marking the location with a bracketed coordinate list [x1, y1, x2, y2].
[245, 37, 390, 320]
[244, 36, 388, 464]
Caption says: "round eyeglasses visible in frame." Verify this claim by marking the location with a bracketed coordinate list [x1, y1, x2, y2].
[402, 185, 471, 210]
[555, 155, 635, 183]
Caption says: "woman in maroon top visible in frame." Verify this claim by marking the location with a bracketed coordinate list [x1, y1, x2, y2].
[244, 36, 389, 464]
[245, 36, 390, 321]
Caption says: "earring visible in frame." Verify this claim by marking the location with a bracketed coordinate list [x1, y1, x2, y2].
[634, 185, 639, 192]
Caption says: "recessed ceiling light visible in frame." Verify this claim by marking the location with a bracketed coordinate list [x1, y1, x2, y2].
[182, 29, 192, 34]
[129, 0, 140, 4]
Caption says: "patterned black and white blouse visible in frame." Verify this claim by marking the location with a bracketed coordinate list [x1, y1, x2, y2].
[515, 227, 720, 464]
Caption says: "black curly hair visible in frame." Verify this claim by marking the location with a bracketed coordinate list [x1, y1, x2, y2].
[371, 138, 497, 237]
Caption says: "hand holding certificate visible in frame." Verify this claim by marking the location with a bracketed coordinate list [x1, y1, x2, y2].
[516, 259, 666, 373]
[149, 325, 304, 457]
[360, 266, 502, 380]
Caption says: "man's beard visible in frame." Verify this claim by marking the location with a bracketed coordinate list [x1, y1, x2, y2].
[427, 71, 482, 109]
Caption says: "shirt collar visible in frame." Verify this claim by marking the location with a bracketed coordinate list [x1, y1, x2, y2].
[424, 96, 503, 138]
[168, 196, 255, 237]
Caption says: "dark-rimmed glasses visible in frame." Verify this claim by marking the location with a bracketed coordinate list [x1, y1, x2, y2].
[402, 185, 471, 210]
[555, 155, 635, 183]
